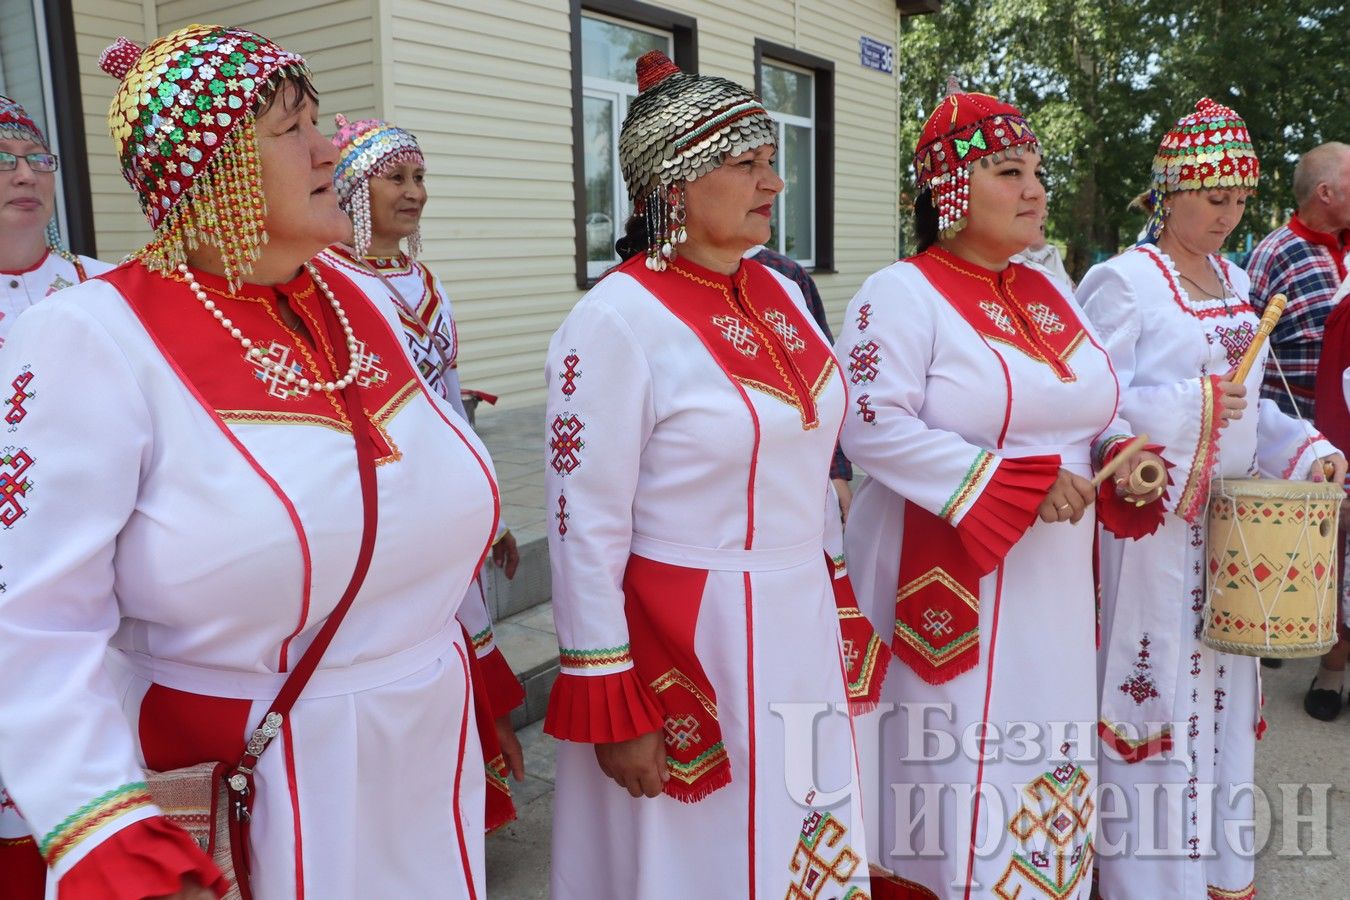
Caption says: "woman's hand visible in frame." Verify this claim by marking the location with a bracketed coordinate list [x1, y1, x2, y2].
[1114, 449, 1167, 507]
[492, 530, 520, 580]
[495, 714, 525, 781]
[149, 878, 215, 900]
[1037, 468, 1096, 524]
[1313, 453, 1348, 486]
[594, 730, 668, 798]
[1217, 377, 1247, 428]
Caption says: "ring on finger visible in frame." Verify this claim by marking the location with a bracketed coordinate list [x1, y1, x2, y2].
[1057, 503, 1072, 512]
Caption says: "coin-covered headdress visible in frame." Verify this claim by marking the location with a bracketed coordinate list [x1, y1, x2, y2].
[1142, 97, 1259, 241]
[913, 79, 1040, 238]
[99, 24, 310, 287]
[617, 51, 776, 270]
[0, 94, 77, 262]
[331, 115, 426, 258]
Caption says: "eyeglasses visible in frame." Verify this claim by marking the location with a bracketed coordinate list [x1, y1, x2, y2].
[0, 152, 58, 173]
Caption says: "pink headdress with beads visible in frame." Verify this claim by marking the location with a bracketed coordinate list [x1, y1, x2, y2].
[913, 80, 1040, 239]
[331, 114, 426, 258]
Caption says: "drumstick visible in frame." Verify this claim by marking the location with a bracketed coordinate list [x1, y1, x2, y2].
[1230, 293, 1287, 385]
[1090, 434, 1151, 488]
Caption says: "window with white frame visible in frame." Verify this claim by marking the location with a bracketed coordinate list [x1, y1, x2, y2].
[580, 13, 672, 280]
[760, 59, 815, 267]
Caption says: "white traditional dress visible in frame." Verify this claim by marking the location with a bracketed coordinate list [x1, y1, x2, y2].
[1079, 244, 1332, 900]
[0, 248, 112, 897]
[317, 244, 524, 830]
[838, 247, 1152, 900]
[0, 250, 112, 346]
[544, 254, 871, 899]
[0, 258, 499, 898]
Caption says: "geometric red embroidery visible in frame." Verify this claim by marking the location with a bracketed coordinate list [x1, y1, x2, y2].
[856, 303, 872, 331]
[1213, 321, 1255, 368]
[5, 370, 33, 428]
[0, 447, 34, 528]
[1118, 633, 1160, 705]
[856, 394, 876, 424]
[848, 340, 880, 384]
[549, 414, 585, 476]
[560, 350, 581, 397]
[555, 494, 569, 539]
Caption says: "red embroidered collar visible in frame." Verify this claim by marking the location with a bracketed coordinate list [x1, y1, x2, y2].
[1288, 213, 1349, 282]
[911, 246, 1085, 381]
[624, 254, 836, 429]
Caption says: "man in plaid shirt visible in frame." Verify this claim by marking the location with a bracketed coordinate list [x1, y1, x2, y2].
[1247, 141, 1350, 720]
[1248, 142, 1350, 417]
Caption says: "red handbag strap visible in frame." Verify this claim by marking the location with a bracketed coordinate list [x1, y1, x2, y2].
[226, 276, 381, 807]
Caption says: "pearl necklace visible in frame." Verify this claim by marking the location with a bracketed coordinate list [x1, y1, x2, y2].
[178, 262, 362, 393]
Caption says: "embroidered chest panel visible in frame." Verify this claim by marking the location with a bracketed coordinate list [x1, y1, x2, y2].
[625, 257, 836, 429]
[1134, 245, 1254, 322]
[911, 249, 1086, 382]
[105, 261, 421, 463]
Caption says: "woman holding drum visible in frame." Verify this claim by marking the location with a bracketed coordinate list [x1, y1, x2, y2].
[1079, 98, 1346, 900]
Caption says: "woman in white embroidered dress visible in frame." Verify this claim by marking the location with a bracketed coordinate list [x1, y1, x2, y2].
[543, 52, 874, 899]
[0, 26, 497, 898]
[1079, 98, 1344, 900]
[316, 117, 526, 829]
[838, 88, 1164, 899]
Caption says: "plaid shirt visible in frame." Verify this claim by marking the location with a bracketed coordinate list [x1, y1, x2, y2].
[753, 247, 853, 481]
[1246, 215, 1349, 417]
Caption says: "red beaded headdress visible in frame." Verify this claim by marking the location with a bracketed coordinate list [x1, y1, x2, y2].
[99, 25, 310, 287]
[913, 81, 1039, 238]
[1143, 98, 1259, 240]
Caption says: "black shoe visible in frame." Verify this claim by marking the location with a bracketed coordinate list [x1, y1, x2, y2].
[1304, 679, 1344, 721]
[1261, 657, 1284, 669]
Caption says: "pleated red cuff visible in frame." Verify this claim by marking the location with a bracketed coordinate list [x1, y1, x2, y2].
[477, 647, 526, 718]
[543, 669, 664, 744]
[955, 453, 1061, 573]
[58, 816, 228, 899]
[1097, 441, 1171, 539]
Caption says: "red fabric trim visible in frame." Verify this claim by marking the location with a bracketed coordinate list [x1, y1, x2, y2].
[543, 670, 664, 743]
[464, 627, 517, 834]
[1096, 441, 1172, 540]
[870, 864, 940, 900]
[0, 249, 49, 276]
[623, 554, 731, 802]
[829, 554, 891, 712]
[450, 644, 478, 900]
[955, 454, 1060, 572]
[0, 835, 46, 898]
[1280, 434, 1321, 480]
[280, 717, 304, 900]
[1289, 213, 1348, 282]
[57, 816, 227, 899]
[744, 570, 756, 900]
[1314, 295, 1350, 452]
[476, 648, 525, 717]
[894, 502, 982, 685]
[1097, 719, 1174, 763]
[1178, 375, 1224, 524]
[964, 563, 1005, 900]
[138, 685, 252, 771]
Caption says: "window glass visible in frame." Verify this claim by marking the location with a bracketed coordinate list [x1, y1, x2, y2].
[761, 60, 814, 265]
[583, 94, 617, 263]
[760, 63, 811, 119]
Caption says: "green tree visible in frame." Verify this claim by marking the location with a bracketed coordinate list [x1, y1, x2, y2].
[897, 1, 1349, 275]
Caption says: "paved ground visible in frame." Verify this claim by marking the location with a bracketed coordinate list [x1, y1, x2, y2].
[484, 658, 1350, 897]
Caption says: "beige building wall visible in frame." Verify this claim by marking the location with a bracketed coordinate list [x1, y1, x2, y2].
[72, 0, 902, 409]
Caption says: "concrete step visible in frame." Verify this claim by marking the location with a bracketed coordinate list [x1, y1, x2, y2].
[496, 599, 560, 729]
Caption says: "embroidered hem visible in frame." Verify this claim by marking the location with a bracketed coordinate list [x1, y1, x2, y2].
[40, 781, 154, 867]
[955, 453, 1061, 572]
[1280, 434, 1323, 480]
[1208, 882, 1257, 900]
[543, 668, 664, 744]
[1176, 375, 1223, 524]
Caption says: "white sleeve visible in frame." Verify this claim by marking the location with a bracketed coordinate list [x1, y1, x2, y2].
[0, 296, 160, 874]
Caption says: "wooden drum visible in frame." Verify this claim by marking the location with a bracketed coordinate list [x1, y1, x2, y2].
[1204, 478, 1342, 658]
